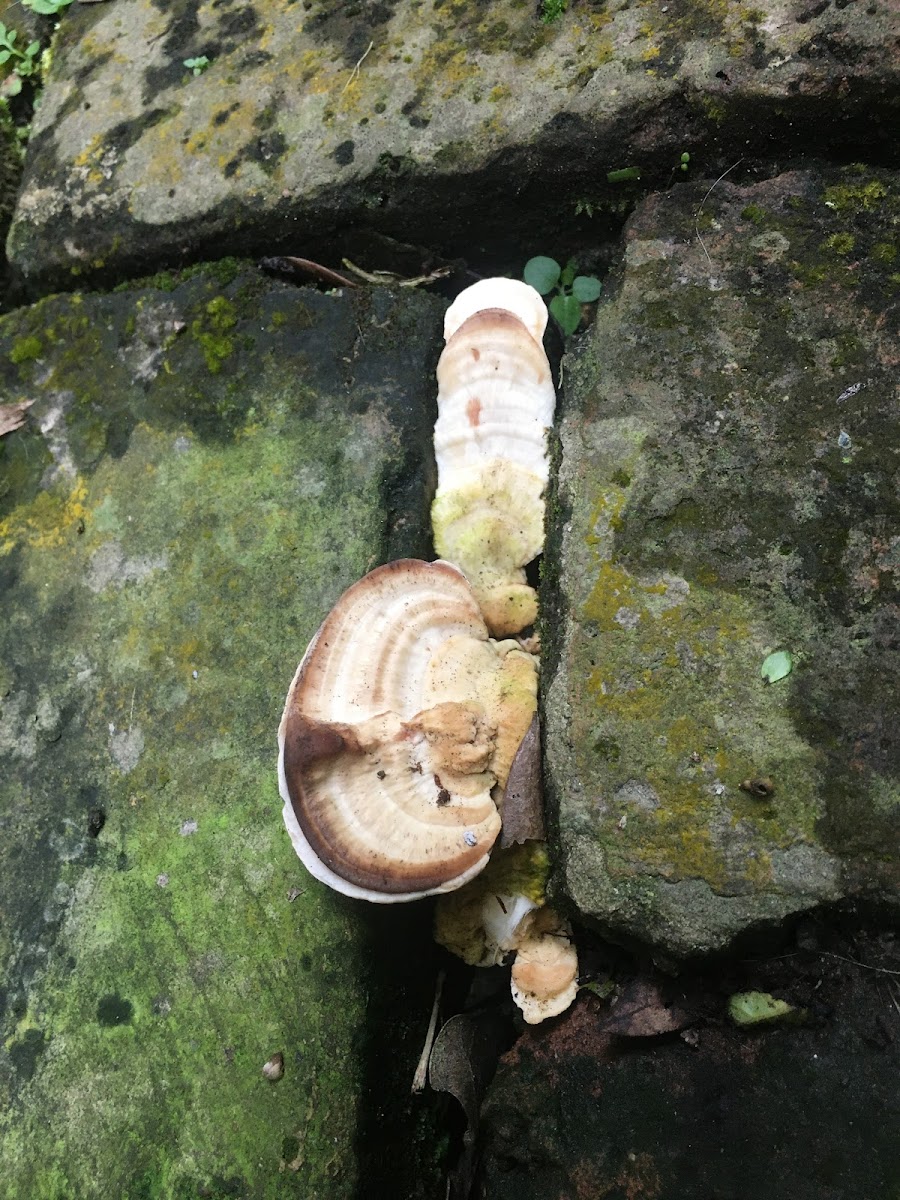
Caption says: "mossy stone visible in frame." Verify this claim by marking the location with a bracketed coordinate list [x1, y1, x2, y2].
[8, 0, 900, 292]
[545, 165, 900, 957]
[0, 266, 444, 1197]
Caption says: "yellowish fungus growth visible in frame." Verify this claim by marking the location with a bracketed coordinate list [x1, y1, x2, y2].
[432, 279, 555, 636]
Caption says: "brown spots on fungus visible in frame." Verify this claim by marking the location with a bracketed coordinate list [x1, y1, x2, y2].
[466, 395, 482, 427]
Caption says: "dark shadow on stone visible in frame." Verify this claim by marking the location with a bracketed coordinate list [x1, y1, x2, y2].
[350, 899, 446, 1200]
[13, 79, 900, 301]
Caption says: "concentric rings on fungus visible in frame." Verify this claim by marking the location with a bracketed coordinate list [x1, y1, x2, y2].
[431, 280, 555, 637]
[277, 560, 537, 902]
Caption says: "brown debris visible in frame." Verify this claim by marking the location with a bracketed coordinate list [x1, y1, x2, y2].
[499, 714, 545, 848]
[0, 400, 33, 438]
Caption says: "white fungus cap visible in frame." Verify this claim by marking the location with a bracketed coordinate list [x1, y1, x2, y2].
[443, 278, 548, 345]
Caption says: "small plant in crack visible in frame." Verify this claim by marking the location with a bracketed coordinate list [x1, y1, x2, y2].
[524, 256, 602, 335]
[183, 56, 211, 76]
[0, 24, 42, 97]
[539, 0, 567, 22]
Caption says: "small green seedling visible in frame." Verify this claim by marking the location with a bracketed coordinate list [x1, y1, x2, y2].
[524, 256, 602, 336]
[21, 0, 72, 13]
[183, 56, 211, 76]
[539, 0, 567, 22]
[679, 151, 691, 172]
[0, 24, 42, 96]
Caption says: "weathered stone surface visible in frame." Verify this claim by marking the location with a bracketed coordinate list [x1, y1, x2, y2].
[545, 164, 899, 957]
[0, 266, 443, 1196]
[9, 0, 899, 291]
[478, 933, 900, 1199]
[0, 2, 56, 294]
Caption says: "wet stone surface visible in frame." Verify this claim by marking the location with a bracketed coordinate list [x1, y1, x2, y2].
[544, 163, 900, 957]
[0, 265, 444, 1197]
[8, 0, 899, 291]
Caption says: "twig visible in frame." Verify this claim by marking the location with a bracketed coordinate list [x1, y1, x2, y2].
[816, 950, 900, 977]
[694, 157, 744, 267]
[128, 686, 136, 730]
[743, 948, 900, 977]
[411, 969, 445, 1093]
[341, 258, 450, 288]
[341, 40, 374, 94]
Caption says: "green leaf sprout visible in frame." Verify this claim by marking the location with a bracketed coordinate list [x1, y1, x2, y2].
[21, 0, 72, 14]
[0, 21, 43, 88]
[523, 256, 560, 295]
[183, 56, 211, 76]
[524, 256, 602, 336]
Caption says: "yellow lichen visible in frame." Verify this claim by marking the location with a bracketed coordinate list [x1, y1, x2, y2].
[0, 479, 89, 555]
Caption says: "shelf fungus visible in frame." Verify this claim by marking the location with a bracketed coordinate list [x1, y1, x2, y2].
[435, 843, 578, 1024]
[510, 907, 579, 1025]
[432, 278, 555, 637]
[278, 559, 537, 902]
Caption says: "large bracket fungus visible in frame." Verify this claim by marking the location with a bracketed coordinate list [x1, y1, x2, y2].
[278, 559, 536, 903]
[431, 279, 555, 637]
[278, 280, 576, 1024]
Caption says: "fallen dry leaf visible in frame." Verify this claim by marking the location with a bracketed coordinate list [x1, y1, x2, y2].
[258, 256, 358, 289]
[429, 1011, 507, 1200]
[500, 714, 545, 848]
[0, 400, 33, 438]
[599, 979, 690, 1038]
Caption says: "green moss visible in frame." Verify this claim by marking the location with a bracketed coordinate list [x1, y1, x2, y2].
[574, 559, 823, 887]
[822, 232, 855, 255]
[115, 259, 247, 295]
[0, 415, 382, 1193]
[8, 335, 43, 364]
[829, 329, 865, 370]
[872, 242, 896, 263]
[190, 295, 238, 373]
[0, 274, 441, 1195]
[741, 204, 767, 225]
[697, 94, 727, 123]
[204, 257, 243, 287]
[433, 139, 472, 167]
[823, 176, 888, 214]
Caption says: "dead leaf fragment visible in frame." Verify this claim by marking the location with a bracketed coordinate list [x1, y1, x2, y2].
[258, 255, 358, 289]
[499, 714, 545, 848]
[0, 400, 33, 438]
[599, 980, 690, 1037]
[428, 1012, 507, 1200]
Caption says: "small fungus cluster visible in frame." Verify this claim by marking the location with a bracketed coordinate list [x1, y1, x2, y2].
[278, 279, 577, 1023]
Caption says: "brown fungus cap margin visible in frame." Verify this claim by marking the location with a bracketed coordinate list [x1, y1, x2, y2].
[278, 560, 535, 902]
